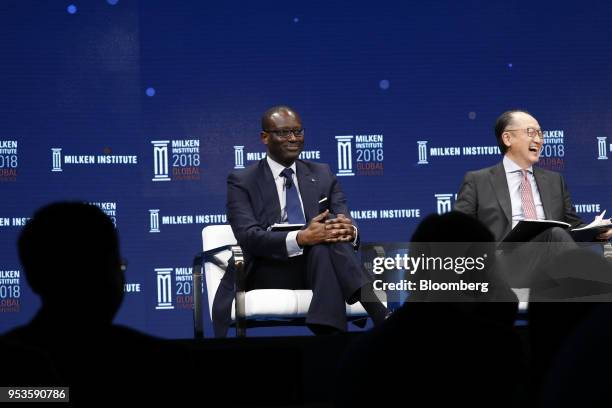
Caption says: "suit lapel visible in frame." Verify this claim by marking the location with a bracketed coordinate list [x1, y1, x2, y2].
[533, 167, 552, 219]
[255, 160, 282, 225]
[296, 161, 319, 222]
[488, 162, 512, 224]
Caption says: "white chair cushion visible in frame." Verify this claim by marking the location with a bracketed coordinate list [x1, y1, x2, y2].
[229, 289, 371, 320]
[230, 289, 311, 320]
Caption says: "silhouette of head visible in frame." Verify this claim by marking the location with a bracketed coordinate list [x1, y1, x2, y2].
[410, 211, 495, 266]
[18, 202, 124, 324]
[412, 211, 494, 243]
[409, 211, 497, 301]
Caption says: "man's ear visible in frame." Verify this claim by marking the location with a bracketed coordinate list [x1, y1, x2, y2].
[260, 131, 269, 145]
[502, 132, 512, 148]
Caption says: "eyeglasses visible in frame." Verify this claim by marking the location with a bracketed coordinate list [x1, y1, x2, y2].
[264, 128, 305, 139]
[505, 127, 544, 141]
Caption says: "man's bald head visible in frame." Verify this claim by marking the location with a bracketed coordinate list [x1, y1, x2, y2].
[261, 106, 301, 130]
[260, 105, 304, 167]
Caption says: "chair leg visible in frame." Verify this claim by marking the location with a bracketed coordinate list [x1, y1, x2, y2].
[235, 290, 247, 338]
[232, 245, 247, 338]
[192, 253, 205, 339]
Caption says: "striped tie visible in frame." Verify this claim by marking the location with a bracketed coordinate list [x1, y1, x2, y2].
[520, 169, 538, 220]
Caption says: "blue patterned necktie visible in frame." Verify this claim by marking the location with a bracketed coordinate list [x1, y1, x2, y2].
[280, 168, 306, 224]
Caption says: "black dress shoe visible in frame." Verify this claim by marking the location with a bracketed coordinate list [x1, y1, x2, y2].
[307, 324, 344, 335]
[350, 317, 369, 328]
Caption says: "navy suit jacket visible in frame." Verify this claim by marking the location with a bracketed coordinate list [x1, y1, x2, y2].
[211, 159, 355, 336]
[227, 158, 355, 277]
[454, 162, 584, 241]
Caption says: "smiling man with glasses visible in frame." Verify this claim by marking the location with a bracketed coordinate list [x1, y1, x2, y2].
[454, 109, 612, 289]
[455, 110, 588, 239]
[224, 105, 389, 335]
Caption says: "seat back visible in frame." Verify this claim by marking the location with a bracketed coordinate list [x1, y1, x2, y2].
[202, 225, 237, 320]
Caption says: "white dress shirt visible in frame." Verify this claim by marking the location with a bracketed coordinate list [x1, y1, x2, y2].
[503, 156, 546, 228]
[266, 156, 305, 257]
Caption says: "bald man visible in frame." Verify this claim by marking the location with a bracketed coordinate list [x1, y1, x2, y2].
[224, 105, 388, 335]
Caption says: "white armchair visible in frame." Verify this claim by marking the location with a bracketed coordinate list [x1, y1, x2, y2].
[192, 224, 373, 337]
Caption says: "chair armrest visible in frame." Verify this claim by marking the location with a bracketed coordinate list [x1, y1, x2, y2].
[193, 245, 246, 338]
[231, 245, 245, 289]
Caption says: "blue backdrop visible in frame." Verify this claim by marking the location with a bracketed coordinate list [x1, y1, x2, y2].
[1, 0, 611, 338]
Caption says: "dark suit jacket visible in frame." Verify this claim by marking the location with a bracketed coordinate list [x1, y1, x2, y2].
[454, 162, 583, 241]
[227, 158, 355, 279]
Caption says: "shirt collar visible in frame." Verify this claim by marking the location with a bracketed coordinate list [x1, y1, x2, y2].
[503, 155, 533, 174]
[266, 156, 297, 179]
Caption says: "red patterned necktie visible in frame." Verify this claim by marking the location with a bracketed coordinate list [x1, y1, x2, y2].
[520, 169, 537, 219]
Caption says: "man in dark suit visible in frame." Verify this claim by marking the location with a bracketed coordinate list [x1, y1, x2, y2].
[227, 106, 388, 334]
[454, 109, 612, 286]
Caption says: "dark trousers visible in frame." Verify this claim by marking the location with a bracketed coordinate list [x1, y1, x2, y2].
[247, 243, 373, 331]
[496, 226, 578, 288]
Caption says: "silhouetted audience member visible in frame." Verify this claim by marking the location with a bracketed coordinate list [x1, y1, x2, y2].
[1, 202, 194, 404]
[528, 248, 612, 406]
[538, 302, 612, 408]
[334, 212, 523, 408]
[407, 210, 519, 326]
[0, 338, 61, 386]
